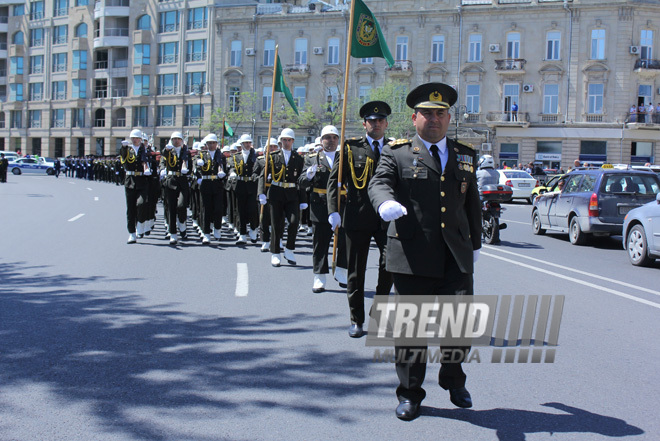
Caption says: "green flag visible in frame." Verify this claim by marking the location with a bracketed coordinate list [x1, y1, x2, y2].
[223, 122, 234, 137]
[274, 54, 299, 115]
[350, 0, 394, 67]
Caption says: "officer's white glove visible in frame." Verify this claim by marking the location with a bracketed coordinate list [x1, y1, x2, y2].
[258, 194, 267, 205]
[181, 165, 189, 175]
[159, 169, 166, 178]
[314, 145, 323, 152]
[197, 178, 202, 185]
[217, 170, 226, 179]
[306, 164, 318, 180]
[115, 172, 119, 175]
[143, 169, 152, 176]
[473, 249, 480, 263]
[378, 200, 408, 222]
[328, 212, 341, 230]
[121, 140, 130, 146]
[299, 203, 308, 210]
[196, 159, 204, 167]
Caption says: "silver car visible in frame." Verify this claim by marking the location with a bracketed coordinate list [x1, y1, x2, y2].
[622, 193, 660, 266]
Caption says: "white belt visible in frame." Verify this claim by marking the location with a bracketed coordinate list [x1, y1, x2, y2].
[271, 181, 297, 189]
[125, 171, 143, 176]
[167, 171, 182, 176]
[201, 175, 217, 180]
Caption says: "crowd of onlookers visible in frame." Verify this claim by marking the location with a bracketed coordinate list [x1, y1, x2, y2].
[629, 103, 660, 123]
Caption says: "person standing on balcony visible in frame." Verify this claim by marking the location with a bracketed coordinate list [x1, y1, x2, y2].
[511, 101, 518, 121]
[629, 104, 638, 123]
[646, 102, 654, 123]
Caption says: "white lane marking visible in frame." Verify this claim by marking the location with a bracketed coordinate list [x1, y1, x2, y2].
[484, 245, 660, 297]
[235, 263, 248, 297]
[69, 182, 76, 185]
[482, 251, 660, 310]
[68, 213, 85, 222]
[86, 187, 92, 191]
[94, 197, 99, 201]
[500, 218, 529, 225]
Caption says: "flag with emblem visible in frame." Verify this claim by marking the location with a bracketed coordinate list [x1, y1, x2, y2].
[274, 54, 299, 115]
[350, 0, 394, 67]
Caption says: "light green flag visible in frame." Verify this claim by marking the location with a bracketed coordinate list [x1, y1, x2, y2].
[274, 54, 299, 115]
[223, 122, 234, 137]
[350, 0, 395, 67]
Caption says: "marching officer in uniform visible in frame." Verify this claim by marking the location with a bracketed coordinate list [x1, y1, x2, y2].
[299, 125, 348, 292]
[228, 134, 259, 245]
[194, 133, 227, 244]
[0, 153, 8, 183]
[253, 138, 280, 252]
[144, 133, 160, 234]
[159, 131, 192, 245]
[258, 128, 307, 267]
[121, 129, 152, 243]
[368, 82, 482, 420]
[327, 100, 394, 338]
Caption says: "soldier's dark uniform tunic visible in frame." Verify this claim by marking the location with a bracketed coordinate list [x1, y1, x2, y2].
[119, 144, 149, 234]
[227, 149, 259, 237]
[145, 145, 160, 227]
[368, 135, 482, 404]
[299, 150, 347, 275]
[194, 148, 227, 236]
[259, 149, 306, 254]
[159, 146, 192, 236]
[253, 155, 272, 246]
[327, 137, 393, 326]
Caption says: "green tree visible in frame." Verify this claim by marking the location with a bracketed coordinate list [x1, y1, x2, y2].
[207, 91, 258, 144]
[365, 80, 413, 139]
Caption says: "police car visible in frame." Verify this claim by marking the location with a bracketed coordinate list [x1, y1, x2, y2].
[8, 157, 56, 175]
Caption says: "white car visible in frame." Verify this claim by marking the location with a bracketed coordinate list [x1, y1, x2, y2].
[498, 170, 539, 203]
[8, 157, 56, 175]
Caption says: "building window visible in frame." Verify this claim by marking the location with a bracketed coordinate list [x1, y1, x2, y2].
[157, 105, 176, 126]
[468, 34, 481, 62]
[396, 36, 408, 61]
[184, 104, 202, 126]
[53, 0, 68, 17]
[52, 109, 66, 128]
[10, 57, 23, 75]
[466, 84, 480, 113]
[72, 50, 87, 70]
[29, 83, 43, 101]
[13, 31, 24, 45]
[52, 53, 67, 72]
[187, 7, 207, 30]
[263, 39, 275, 67]
[359, 86, 371, 104]
[503, 83, 519, 116]
[432, 35, 445, 63]
[30, 55, 44, 74]
[10, 110, 22, 129]
[29, 110, 41, 128]
[262, 86, 272, 112]
[29, 28, 44, 47]
[75, 23, 87, 38]
[185, 72, 206, 94]
[543, 84, 559, 114]
[229, 87, 240, 112]
[133, 106, 148, 127]
[72, 108, 85, 128]
[136, 15, 150, 31]
[133, 75, 150, 96]
[546, 31, 561, 60]
[134, 44, 150, 65]
[158, 42, 178, 64]
[641, 30, 653, 60]
[294, 38, 307, 65]
[53, 25, 68, 45]
[9, 84, 24, 102]
[30, 0, 44, 20]
[157, 74, 177, 95]
[72, 79, 87, 99]
[94, 79, 107, 98]
[588, 83, 604, 114]
[293, 86, 306, 107]
[230, 40, 241, 67]
[327, 37, 339, 65]
[361, 57, 373, 64]
[507, 32, 520, 59]
[590, 29, 605, 60]
[52, 81, 67, 100]
[159, 11, 179, 33]
[94, 109, 105, 127]
[75, 0, 88, 6]
[13, 4, 25, 15]
[186, 39, 207, 62]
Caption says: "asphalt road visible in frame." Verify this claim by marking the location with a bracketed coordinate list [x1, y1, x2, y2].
[1, 175, 659, 441]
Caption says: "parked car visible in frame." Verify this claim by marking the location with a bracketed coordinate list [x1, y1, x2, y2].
[8, 157, 56, 175]
[498, 170, 539, 203]
[622, 193, 660, 266]
[531, 167, 660, 245]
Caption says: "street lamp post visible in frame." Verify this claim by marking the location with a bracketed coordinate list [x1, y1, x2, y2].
[190, 82, 211, 141]
[454, 105, 468, 139]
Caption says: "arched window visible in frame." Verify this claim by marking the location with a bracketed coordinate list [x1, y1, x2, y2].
[75, 23, 88, 38]
[13, 31, 24, 45]
[94, 108, 105, 127]
[136, 15, 151, 31]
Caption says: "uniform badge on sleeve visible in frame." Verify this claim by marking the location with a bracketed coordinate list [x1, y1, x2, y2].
[461, 182, 468, 194]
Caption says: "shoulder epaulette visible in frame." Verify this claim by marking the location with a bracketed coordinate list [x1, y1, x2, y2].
[390, 139, 411, 148]
[456, 140, 475, 150]
[307, 152, 318, 157]
[345, 137, 363, 146]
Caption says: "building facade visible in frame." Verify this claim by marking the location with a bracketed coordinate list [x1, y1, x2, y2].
[1, 0, 659, 169]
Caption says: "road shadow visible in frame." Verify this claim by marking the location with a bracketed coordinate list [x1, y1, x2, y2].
[0, 261, 388, 440]
[421, 402, 643, 440]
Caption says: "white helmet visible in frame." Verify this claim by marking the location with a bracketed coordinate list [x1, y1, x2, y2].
[130, 129, 142, 138]
[206, 133, 218, 143]
[142, 132, 148, 141]
[268, 137, 279, 146]
[221, 146, 230, 153]
[280, 128, 295, 140]
[121, 140, 130, 146]
[230, 143, 239, 151]
[297, 146, 308, 153]
[315, 137, 322, 146]
[238, 134, 253, 144]
[193, 142, 202, 150]
[479, 155, 495, 169]
[170, 131, 184, 140]
[321, 125, 339, 138]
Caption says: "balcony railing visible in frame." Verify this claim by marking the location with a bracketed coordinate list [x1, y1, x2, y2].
[585, 114, 603, 123]
[30, 66, 44, 74]
[158, 86, 177, 95]
[634, 59, 660, 70]
[186, 19, 207, 30]
[52, 92, 66, 100]
[94, 118, 106, 127]
[158, 54, 178, 64]
[29, 121, 41, 128]
[112, 88, 127, 97]
[465, 113, 481, 123]
[52, 119, 66, 128]
[540, 114, 560, 123]
[495, 59, 526, 71]
[105, 28, 129, 37]
[94, 89, 108, 98]
[30, 39, 44, 47]
[113, 117, 126, 127]
[29, 93, 43, 101]
[134, 117, 148, 127]
[95, 61, 108, 69]
[53, 35, 67, 45]
[186, 52, 206, 62]
[53, 7, 68, 16]
[185, 116, 202, 126]
[113, 59, 128, 68]
[52, 63, 67, 72]
[385, 60, 413, 72]
[30, 11, 44, 20]
[158, 23, 179, 33]
[284, 64, 309, 73]
[486, 111, 529, 123]
[627, 112, 658, 123]
[157, 117, 175, 126]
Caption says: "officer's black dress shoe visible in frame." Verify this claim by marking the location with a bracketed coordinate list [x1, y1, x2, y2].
[348, 324, 364, 338]
[449, 387, 472, 408]
[395, 400, 421, 421]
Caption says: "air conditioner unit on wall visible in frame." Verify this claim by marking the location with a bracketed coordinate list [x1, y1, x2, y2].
[245, 48, 255, 56]
[523, 84, 534, 93]
[630, 45, 640, 55]
[313, 47, 324, 55]
[488, 44, 500, 53]
[482, 143, 492, 151]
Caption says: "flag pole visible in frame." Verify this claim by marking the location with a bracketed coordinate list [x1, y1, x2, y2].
[261, 45, 279, 221]
[331, 0, 357, 273]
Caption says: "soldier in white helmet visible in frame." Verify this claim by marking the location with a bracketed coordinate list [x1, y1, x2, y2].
[121, 129, 153, 243]
[194, 133, 227, 244]
[159, 131, 192, 245]
[227, 134, 259, 245]
[144, 132, 160, 235]
[253, 137, 279, 252]
[189, 141, 203, 234]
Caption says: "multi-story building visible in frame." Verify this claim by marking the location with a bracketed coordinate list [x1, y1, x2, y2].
[1, 0, 659, 170]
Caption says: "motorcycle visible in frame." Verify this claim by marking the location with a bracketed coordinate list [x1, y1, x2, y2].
[479, 184, 512, 244]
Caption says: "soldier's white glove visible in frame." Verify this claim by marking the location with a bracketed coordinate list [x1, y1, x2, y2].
[143, 169, 152, 176]
[299, 203, 308, 210]
[473, 249, 480, 263]
[197, 178, 202, 185]
[181, 165, 189, 174]
[328, 212, 341, 230]
[378, 200, 408, 222]
[306, 164, 318, 180]
[196, 159, 204, 167]
[217, 170, 226, 179]
[115, 172, 119, 175]
[159, 169, 166, 178]
[121, 140, 129, 146]
[258, 194, 267, 205]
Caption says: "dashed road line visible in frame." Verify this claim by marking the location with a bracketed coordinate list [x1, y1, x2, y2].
[68, 213, 85, 222]
[235, 263, 248, 297]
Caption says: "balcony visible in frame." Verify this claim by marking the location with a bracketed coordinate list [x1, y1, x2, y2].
[633, 59, 660, 79]
[186, 19, 207, 31]
[93, 28, 129, 48]
[186, 53, 207, 62]
[112, 59, 128, 68]
[284, 64, 310, 79]
[52, 119, 66, 128]
[94, 0, 130, 18]
[30, 11, 44, 21]
[539, 114, 561, 123]
[485, 111, 530, 127]
[626, 111, 659, 129]
[495, 59, 526, 74]
[385, 60, 413, 78]
[112, 117, 126, 127]
[158, 23, 179, 34]
[94, 118, 106, 127]
[464, 113, 481, 123]
[157, 86, 177, 96]
[584, 114, 603, 123]
[52, 63, 67, 73]
[157, 117, 175, 126]
[158, 54, 179, 64]
[112, 88, 127, 97]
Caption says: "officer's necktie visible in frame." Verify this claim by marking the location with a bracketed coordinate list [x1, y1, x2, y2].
[373, 140, 380, 162]
[430, 144, 442, 171]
